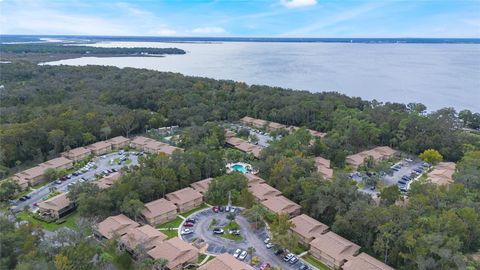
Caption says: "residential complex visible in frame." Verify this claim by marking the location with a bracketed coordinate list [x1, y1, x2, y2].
[141, 198, 178, 225]
[147, 237, 199, 270]
[119, 225, 167, 254]
[315, 156, 334, 179]
[260, 195, 301, 218]
[13, 156, 74, 188]
[342, 252, 395, 270]
[346, 146, 397, 168]
[165, 187, 203, 213]
[309, 231, 361, 269]
[198, 253, 254, 270]
[61, 146, 92, 161]
[226, 136, 262, 158]
[95, 214, 140, 240]
[190, 178, 212, 194]
[289, 214, 329, 246]
[248, 182, 282, 201]
[427, 162, 456, 185]
[130, 136, 182, 155]
[37, 192, 76, 219]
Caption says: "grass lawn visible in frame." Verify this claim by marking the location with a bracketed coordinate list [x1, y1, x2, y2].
[180, 203, 209, 217]
[197, 253, 208, 263]
[156, 216, 183, 229]
[303, 254, 331, 270]
[160, 228, 178, 239]
[17, 211, 80, 231]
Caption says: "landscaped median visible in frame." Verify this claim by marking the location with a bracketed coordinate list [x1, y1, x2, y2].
[219, 220, 243, 241]
[303, 254, 332, 270]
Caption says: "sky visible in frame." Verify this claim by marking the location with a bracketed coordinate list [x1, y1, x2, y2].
[1, 0, 479, 38]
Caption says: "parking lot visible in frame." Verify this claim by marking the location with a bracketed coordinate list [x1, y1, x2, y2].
[181, 208, 313, 270]
[352, 158, 430, 195]
[228, 124, 274, 148]
[12, 151, 140, 212]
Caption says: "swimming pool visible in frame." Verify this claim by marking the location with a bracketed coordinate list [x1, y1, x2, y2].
[231, 164, 248, 173]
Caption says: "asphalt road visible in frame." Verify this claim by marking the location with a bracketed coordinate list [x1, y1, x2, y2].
[11, 151, 139, 212]
[182, 208, 308, 270]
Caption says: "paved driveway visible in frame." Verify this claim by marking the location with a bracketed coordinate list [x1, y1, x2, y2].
[182, 208, 309, 270]
[11, 151, 139, 212]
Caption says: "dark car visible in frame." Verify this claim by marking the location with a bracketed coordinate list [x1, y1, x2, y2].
[19, 197, 27, 201]
[219, 206, 225, 212]
[24, 195, 31, 199]
[186, 218, 196, 223]
[274, 249, 284, 256]
[299, 263, 310, 270]
[212, 206, 219, 213]
[398, 180, 407, 185]
[183, 222, 194, 227]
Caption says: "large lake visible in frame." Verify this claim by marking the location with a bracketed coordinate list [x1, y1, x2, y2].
[45, 41, 480, 111]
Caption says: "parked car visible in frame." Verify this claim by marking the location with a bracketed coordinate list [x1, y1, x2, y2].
[266, 243, 274, 249]
[259, 263, 271, 270]
[186, 218, 196, 223]
[219, 206, 225, 212]
[55, 180, 62, 185]
[274, 249, 284, 256]
[24, 195, 31, 199]
[289, 256, 299, 264]
[181, 229, 193, 235]
[213, 228, 224, 234]
[239, 251, 247, 261]
[264, 238, 270, 244]
[183, 222, 194, 227]
[19, 197, 26, 202]
[212, 206, 219, 213]
[299, 263, 310, 270]
[398, 180, 407, 185]
[233, 249, 242, 258]
[284, 253, 294, 262]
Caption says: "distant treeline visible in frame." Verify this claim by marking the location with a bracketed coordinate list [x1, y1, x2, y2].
[0, 44, 186, 55]
[0, 62, 479, 174]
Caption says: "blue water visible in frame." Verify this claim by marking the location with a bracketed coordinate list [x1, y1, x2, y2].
[231, 164, 248, 174]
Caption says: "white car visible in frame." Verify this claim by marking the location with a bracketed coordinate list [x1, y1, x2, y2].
[233, 249, 242, 258]
[264, 238, 270, 244]
[181, 229, 193, 235]
[266, 243, 273, 249]
[239, 251, 247, 261]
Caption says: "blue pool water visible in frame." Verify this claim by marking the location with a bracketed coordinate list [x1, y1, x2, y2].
[231, 164, 248, 174]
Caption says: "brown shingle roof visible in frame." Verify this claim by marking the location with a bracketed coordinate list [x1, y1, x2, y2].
[198, 253, 254, 270]
[141, 198, 177, 220]
[244, 173, 266, 185]
[41, 156, 73, 169]
[37, 192, 72, 212]
[87, 140, 112, 150]
[346, 146, 397, 167]
[166, 187, 203, 205]
[343, 252, 395, 270]
[147, 237, 199, 269]
[96, 214, 139, 239]
[248, 183, 282, 201]
[427, 162, 456, 185]
[290, 214, 329, 242]
[315, 157, 333, 179]
[190, 178, 212, 194]
[108, 136, 130, 144]
[96, 172, 122, 189]
[310, 231, 360, 263]
[261, 195, 301, 215]
[226, 137, 263, 158]
[120, 225, 166, 251]
[62, 147, 92, 157]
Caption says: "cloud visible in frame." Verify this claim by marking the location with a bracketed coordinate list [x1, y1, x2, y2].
[281, 0, 317, 9]
[191, 27, 226, 34]
[150, 28, 177, 36]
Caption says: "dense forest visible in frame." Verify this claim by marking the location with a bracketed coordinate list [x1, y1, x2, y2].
[0, 44, 185, 55]
[1, 62, 479, 176]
